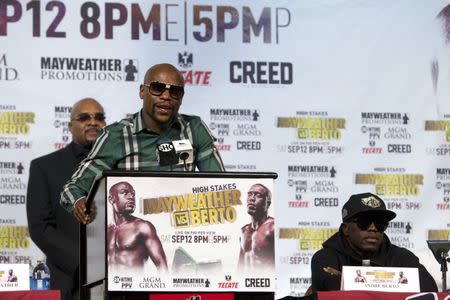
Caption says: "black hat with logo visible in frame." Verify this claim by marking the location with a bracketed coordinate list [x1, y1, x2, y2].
[341, 192, 396, 222]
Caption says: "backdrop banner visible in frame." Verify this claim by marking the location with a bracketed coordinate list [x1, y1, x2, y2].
[1, 1, 450, 297]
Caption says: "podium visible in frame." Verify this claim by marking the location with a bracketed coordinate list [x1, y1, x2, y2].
[79, 171, 278, 300]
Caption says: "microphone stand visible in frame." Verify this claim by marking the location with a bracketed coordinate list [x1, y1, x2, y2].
[427, 240, 450, 292]
[179, 152, 190, 171]
[439, 252, 449, 291]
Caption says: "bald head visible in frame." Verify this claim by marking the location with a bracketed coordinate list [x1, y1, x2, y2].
[139, 63, 185, 133]
[70, 98, 104, 119]
[108, 181, 136, 214]
[68, 97, 106, 147]
[144, 63, 184, 86]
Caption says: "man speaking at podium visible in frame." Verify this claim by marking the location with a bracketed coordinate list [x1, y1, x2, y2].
[60, 63, 225, 224]
[310, 193, 438, 292]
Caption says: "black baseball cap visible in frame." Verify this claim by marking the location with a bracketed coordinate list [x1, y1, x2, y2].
[341, 192, 396, 222]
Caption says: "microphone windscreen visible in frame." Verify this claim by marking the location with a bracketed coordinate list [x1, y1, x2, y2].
[157, 142, 178, 166]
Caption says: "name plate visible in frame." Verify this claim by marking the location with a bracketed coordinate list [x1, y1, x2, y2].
[0, 264, 30, 291]
[340, 266, 419, 292]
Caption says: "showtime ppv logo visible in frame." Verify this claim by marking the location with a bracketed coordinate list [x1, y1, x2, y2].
[209, 123, 229, 136]
[40, 57, 139, 81]
[178, 52, 212, 85]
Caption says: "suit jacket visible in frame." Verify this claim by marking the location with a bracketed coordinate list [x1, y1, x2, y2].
[26, 142, 89, 300]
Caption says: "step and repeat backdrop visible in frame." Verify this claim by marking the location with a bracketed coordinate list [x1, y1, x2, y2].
[1, 0, 450, 298]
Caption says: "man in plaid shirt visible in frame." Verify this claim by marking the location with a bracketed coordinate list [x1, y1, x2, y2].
[61, 63, 225, 224]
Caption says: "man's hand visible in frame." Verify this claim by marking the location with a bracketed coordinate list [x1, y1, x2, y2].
[323, 266, 341, 276]
[73, 197, 97, 224]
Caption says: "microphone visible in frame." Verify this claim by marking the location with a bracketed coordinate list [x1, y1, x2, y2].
[172, 139, 194, 167]
[157, 142, 178, 167]
[157, 139, 194, 170]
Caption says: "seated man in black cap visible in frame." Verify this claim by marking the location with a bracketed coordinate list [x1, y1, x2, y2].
[310, 192, 438, 292]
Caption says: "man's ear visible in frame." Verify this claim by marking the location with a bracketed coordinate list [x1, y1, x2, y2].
[139, 84, 145, 99]
[108, 194, 114, 204]
[68, 121, 74, 135]
[342, 223, 349, 237]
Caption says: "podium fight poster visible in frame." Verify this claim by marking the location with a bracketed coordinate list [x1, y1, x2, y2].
[105, 176, 275, 292]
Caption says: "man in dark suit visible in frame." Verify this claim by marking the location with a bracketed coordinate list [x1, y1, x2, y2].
[26, 98, 106, 300]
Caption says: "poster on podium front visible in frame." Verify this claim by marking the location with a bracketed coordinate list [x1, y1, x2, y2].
[105, 175, 276, 292]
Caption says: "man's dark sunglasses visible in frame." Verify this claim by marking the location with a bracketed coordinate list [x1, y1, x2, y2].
[72, 113, 106, 122]
[348, 218, 388, 232]
[143, 81, 184, 100]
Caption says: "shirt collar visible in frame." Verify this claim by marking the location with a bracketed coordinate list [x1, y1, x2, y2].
[133, 110, 181, 134]
[70, 141, 92, 158]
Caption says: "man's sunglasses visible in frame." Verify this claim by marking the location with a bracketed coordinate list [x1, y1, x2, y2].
[72, 113, 106, 122]
[347, 218, 388, 232]
[142, 81, 184, 100]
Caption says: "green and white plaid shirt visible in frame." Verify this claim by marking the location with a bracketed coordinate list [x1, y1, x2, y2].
[60, 111, 225, 212]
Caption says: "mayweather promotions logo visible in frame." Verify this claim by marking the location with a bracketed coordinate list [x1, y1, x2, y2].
[289, 277, 312, 296]
[288, 165, 336, 178]
[386, 221, 413, 235]
[173, 278, 210, 288]
[361, 112, 408, 125]
[0, 162, 25, 175]
[210, 109, 259, 122]
[40, 57, 138, 81]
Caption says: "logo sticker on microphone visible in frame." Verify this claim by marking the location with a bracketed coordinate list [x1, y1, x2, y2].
[158, 143, 174, 152]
